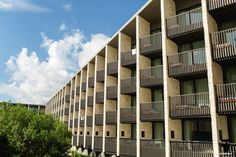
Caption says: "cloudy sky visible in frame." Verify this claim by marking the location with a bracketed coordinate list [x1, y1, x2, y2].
[0, 0, 146, 104]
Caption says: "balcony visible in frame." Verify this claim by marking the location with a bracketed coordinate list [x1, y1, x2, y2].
[219, 142, 236, 157]
[120, 139, 136, 157]
[168, 48, 207, 78]
[216, 83, 236, 114]
[170, 92, 211, 119]
[88, 77, 94, 88]
[65, 95, 70, 102]
[76, 87, 80, 95]
[121, 77, 136, 95]
[86, 116, 93, 127]
[121, 50, 136, 69]
[96, 92, 104, 104]
[107, 86, 117, 100]
[64, 108, 69, 115]
[75, 102, 79, 111]
[74, 119, 78, 127]
[105, 137, 117, 154]
[95, 114, 103, 126]
[87, 96, 94, 107]
[81, 99, 85, 109]
[170, 141, 213, 157]
[97, 70, 105, 83]
[140, 101, 164, 122]
[140, 66, 163, 88]
[79, 135, 84, 147]
[107, 61, 118, 76]
[211, 27, 236, 62]
[85, 136, 92, 149]
[166, 7, 203, 43]
[94, 137, 103, 151]
[106, 111, 117, 125]
[80, 119, 84, 127]
[208, 0, 236, 10]
[141, 140, 165, 157]
[140, 32, 162, 58]
[73, 135, 77, 146]
[82, 82, 86, 92]
[120, 107, 136, 123]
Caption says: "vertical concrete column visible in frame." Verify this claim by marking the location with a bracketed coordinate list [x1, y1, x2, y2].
[161, 0, 179, 157]
[103, 46, 108, 153]
[92, 61, 97, 150]
[78, 73, 83, 147]
[202, 0, 223, 156]
[136, 16, 141, 157]
[117, 33, 122, 156]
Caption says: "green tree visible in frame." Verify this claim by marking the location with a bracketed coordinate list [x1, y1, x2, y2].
[0, 102, 72, 157]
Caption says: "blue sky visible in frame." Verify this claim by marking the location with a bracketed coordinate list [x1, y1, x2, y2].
[0, 0, 147, 104]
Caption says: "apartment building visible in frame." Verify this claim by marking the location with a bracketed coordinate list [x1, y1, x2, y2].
[46, 0, 236, 156]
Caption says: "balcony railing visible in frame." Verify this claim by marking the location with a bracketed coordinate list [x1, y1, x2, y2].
[211, 27, 236, 61]
[140, 101, 164, 122]
[219, 142, 236, 157]
[168, 48, 207, 77]
[106, 111, 117, 124]
[96, 92, 104, 104]
[208, 0, 236, 10]
[141, 140, 165, 157]
[105, 137, 117, 153]
[167, 8, 203, 38]
[76, 87, 80, 95]
[107, 86, 117, 100]
[216, 83, 236, 114]
[95, 114, 103, 126]
[121, 50, 136, 67]
[64, 108, 69, 115]
[86, 116, 93, 127]
[97, 70, 105, 83]
[73, 135, 77, 146]
[121, 77, 136, 95]
[170, 141, 213, 157]
[120, 106, 136, 123]
[65, 95, 70, 102]
[88, 77, 94, 88]
[75, 102, 79, 111]
[170, 92, 211, 118]
[80, 119, 84, 127]
[86, 136, 92, 149]
[82, 82, 86, 92]
[140, 32, 162, 57]
[94, 137, 103, 151]
[140, 65, 163, 88]
[87, 96, 94, 107]
[120, 139, 136, 156]
[81, 99, 85, 109]
[79, 135, 84, 147]
[107, 61, 118, 76]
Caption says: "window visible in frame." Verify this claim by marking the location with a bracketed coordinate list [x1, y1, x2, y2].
[151, 58, 162, 67]
[219, 20, 236, 31]
[153, 122, 164, 140]
[224, 66, 236, 83]
[131, 96, 136, 107]
[131, 124, 136, 139]
[152, 89, 163, 102]
[181, 78, 208, 94]
[229, 117, 236, 143]
[182, 119, 212, 141]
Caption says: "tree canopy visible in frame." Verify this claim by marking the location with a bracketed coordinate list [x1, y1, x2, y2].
[0, 102, 72, 157]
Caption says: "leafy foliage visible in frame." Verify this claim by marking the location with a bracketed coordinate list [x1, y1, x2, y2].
[0, 102, 72, 157]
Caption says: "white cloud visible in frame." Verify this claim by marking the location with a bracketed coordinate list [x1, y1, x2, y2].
[0, 0, 50, 12]
[0, 29, 109, 104]
[59, 23, 67, 31]
[63, 3, 72, 12]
